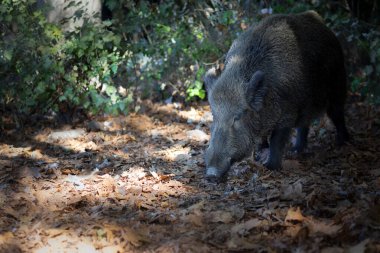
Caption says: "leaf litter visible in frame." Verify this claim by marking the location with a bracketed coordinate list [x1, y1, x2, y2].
[0, 101, 379, 252]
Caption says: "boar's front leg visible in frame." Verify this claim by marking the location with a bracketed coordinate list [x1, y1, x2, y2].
[291, 126, 309, 153]
[254, 136, 269, 163]
[265, 127, 291, 170]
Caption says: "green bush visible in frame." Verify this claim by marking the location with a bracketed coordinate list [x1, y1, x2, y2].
[103, 0, 235, 101]
[1, 0, 379, 126]
[105, 0, 380, 104]
[0, 0, 130, 121]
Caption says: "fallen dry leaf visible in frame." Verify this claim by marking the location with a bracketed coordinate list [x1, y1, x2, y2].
[281, 180, 305, 200]
[282, 159, 301, 170]
[226, 236, 262, 251]
[0, 100, 378, 252]
[186, 213, 204, 227]
[305, 218, 342, 236]
[285, 207, 341, 236]
[0, 232, 14, 244]
[45, 229, 65, 238]
[321, 247, 344, 253]
[100, 245, 124, 253]
[346, 239, 369, 253]
[209, 210, 234, 223]
[231, 218, 263, 235]
[123, 228, 149, 247]
[285, 207, 305, 222]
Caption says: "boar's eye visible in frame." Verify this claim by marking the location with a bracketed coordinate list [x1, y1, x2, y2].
[233, 115, 241, 123]
[232, 114, 242, 127]
[232, 110, 247, 126]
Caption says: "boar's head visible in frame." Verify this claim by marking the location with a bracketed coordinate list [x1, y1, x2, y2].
[204, 67, 267, 182]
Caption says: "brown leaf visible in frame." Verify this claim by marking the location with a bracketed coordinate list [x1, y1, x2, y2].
[19, 166, 41, 179]
[226, 236, 261, 251]
[231, 218, 263, 235]
[100, 245, 125, 253]
[27, 149, 44, 160]
[285, 208, 341, 236]
[187, 200, 205, 212]
[305, 219, 341, 236]
[186, 213, 204, 227]
[0, 232, 14, 244]
[45, 228, 65, 237]
[209, 211, 234, 223]
[281, 180, 305, 200]
[285, 207, 305, 223]
[123, 228, 149, 247]
[321, 247, 344, 253]
[284, 224, 304, 238]
[346, 239, 369, 253]
[282, 159, 301, 170]
[240, 22, 248, 30]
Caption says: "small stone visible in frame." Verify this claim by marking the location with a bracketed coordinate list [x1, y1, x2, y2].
[186, 129, 209, 143]
[48, 129, 85, 141]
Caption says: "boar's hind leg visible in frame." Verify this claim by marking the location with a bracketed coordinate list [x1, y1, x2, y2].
[327, 104, 350, 146]
[291, 126, 309, 153]
[265, 128, 291, 170]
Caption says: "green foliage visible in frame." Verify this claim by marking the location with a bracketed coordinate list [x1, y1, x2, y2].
[1, 1, 59, 114]
[105, 0, 380, 103]
[103, 0, 241, 101]
[251, 0, 380, 104]
[0, 0, 129, 119]
[1, 0, 379, 124]
[60, 22, 130, 115]
[327, 18, 380, 104]
[186, 67, 206, 100]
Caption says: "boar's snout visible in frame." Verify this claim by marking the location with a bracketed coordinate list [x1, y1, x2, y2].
[204, 146, 232, 182]
[205, 167, 221, 182]
[205, 167, 226, 182]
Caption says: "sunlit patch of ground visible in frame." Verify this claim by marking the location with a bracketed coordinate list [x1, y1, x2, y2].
[0, 101, 379, 252]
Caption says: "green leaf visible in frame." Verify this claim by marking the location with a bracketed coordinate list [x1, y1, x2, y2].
[105, 85, 117, 96]
[110, 64, 118, 75]
[3, 50, 12, 61]
[36, 82, 46, 94]
[105, 0, 118, 10]
[157, 24, 171, 33]
[59, 95, 66, 102]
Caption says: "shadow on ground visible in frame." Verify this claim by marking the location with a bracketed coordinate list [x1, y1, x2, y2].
[0, 100, 379, 252]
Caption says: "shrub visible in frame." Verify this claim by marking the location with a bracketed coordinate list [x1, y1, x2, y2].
[1, 0, 379, 127]
[0, 0, 130, 123]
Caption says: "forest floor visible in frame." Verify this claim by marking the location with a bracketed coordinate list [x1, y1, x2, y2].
[0, 99, 379, 253]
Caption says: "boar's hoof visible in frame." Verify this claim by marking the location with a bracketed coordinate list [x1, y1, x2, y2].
[336, 132, 350, 146]
[290, 146, 303, 154]
[254, 148, 270, 163]
[263, 161, 281, 171]
[205, 167, 224, 183]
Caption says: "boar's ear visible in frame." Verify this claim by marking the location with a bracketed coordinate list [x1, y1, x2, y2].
[246, 70, 267, 111]
[203, 67, 220, 92]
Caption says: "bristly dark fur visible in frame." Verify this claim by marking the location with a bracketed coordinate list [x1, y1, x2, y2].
[204, 11, 349, 181]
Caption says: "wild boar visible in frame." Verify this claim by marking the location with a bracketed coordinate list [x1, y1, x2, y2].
[204, 11, 349, 182]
